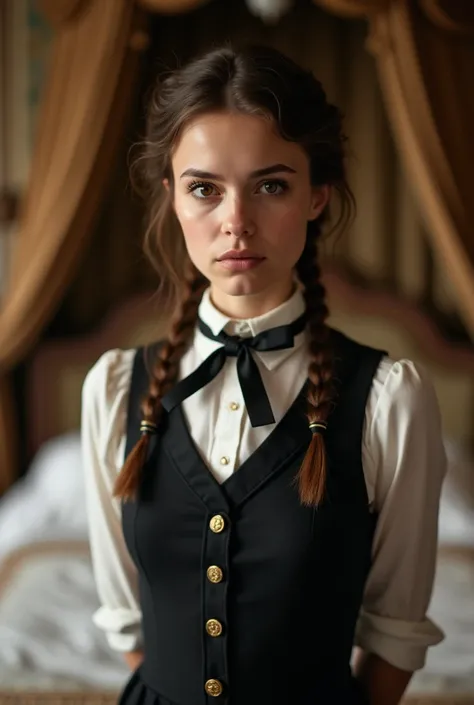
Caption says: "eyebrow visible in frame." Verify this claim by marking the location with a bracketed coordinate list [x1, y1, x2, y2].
[179, 163, 297, 180]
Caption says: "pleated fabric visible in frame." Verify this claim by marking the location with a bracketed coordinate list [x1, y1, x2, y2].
[118, 669, 179, 705]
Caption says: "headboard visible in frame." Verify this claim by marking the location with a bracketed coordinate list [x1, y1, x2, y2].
[27, 292, 169, 461]
[27, 275, 474, 463]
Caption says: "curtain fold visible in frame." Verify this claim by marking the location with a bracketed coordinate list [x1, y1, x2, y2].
[365, 0, 474, 337]
[0, 0, 142, 490]
[37, 0, 92, 26]
[1, 0, 140, 366]
[314, 0, 474, 338]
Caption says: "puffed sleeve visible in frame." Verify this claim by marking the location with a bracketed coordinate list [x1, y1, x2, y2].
[355, 358, 447, 671]
[81, 348, 142, 652]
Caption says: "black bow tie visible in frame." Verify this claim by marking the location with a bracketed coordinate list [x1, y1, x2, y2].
[161, 312, 308, 427]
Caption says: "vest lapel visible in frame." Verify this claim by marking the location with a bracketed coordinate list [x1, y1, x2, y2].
[161, 379, 311, 512]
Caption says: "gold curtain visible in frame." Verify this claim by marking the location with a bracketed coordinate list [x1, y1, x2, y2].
[317, 0, 474, 338]
[0, 0, 143, 492]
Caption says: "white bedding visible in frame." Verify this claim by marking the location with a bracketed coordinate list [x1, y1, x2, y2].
[0, 431, 472, 693]
[0, 548, 128, 691]
[0, 432, 89, 563]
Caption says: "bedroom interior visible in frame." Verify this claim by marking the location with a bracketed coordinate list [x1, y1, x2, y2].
[0, 0, 473, 703]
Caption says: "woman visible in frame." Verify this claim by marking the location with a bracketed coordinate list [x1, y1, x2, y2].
[81, 44, 446, 705]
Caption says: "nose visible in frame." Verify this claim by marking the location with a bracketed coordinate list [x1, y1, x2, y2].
[221, 195, 255, 238]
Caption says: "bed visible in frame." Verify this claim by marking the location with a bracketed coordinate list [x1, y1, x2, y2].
[0, 280, 473, 704]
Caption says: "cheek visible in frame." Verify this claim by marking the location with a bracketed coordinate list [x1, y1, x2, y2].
[263, 202, 308, 257]
[174, 194, 220, 231]
[174, 197, 216, 268]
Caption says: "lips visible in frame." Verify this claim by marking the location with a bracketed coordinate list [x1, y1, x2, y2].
[216, 251, 265, 272]
[217, 249, 264, 261]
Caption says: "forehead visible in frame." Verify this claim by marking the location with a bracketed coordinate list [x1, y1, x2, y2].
[171, 111, 308, 175]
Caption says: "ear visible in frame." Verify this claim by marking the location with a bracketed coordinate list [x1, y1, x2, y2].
[162, 178, 170, 193]
[308, 185, 331, 221]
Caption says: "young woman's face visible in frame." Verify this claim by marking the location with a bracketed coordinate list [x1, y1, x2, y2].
[169, 111, 329, 315]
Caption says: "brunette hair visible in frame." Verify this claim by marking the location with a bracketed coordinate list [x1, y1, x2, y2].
[114, 44, 354, 506]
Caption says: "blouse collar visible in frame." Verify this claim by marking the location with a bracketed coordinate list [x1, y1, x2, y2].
[195, 286, 308, 372]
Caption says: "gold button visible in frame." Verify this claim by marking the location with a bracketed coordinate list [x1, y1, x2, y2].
[220, 456, 229, 466]
[205, 678, 223, 697]
[207, 565, 224, 583]
[206, 618, 223, 637]
[209, 515, 225, 533]
[229, 401, 239, 411]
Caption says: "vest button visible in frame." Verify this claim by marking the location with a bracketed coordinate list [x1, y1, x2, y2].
[206, 618, 223, 637]
[205, 678, 223, 697]
[207, 565, 224, 583]
[209, 514, 225, 533]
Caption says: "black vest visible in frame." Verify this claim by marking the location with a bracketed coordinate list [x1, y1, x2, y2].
[122, 329, 385, 705]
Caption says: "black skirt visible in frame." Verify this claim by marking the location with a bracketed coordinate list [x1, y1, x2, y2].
[118, 668, 178, 705]
[118, 667, 370, 705]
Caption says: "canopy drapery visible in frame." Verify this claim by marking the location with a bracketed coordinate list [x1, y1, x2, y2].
[0, 0, 145, 490]
[0, 0, 472, 491]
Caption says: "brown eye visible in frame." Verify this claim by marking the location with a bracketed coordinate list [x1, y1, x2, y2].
[188, 181, 217, 199]
[259, 180, 287, 195]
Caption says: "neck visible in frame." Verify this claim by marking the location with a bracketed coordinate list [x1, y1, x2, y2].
[209, 280, 295, 320]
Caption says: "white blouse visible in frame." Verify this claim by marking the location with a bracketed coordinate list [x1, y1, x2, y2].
[81, 287, 446, 673]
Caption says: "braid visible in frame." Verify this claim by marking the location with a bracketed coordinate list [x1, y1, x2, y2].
[295, 227, 336, 506]
[113, 261, 207, 501]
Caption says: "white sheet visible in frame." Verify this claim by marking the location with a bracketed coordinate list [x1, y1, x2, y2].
[0, 432, 89, 563]
[0, 549, 128, 690]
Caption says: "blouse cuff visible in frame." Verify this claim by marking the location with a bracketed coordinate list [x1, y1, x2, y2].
[93, 605, 143, 652]
[355, 609, 444, 671]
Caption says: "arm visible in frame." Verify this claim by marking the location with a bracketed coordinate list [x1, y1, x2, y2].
[354, 358, 447, 705]
[353, 648, 412, 705]
[81, 350, 144, 660]
[124, 650, 145, 671]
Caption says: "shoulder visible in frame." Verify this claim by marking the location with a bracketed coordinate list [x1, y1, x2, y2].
[330, 328, 436, 408]
[82, 348, 136, 411]
[363, 356, 445, 509]
[370, 356, 439, 416]
[81, 348, 138, 444]
[365, 355, 444, 475]
[81, 348, 138, 472]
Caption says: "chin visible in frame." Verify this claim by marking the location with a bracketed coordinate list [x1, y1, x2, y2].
[218, 276, 269, 298]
